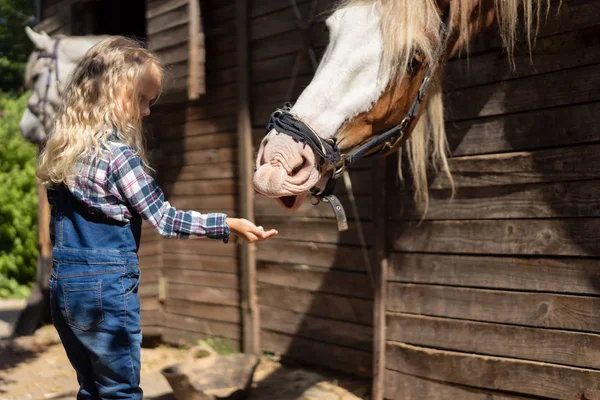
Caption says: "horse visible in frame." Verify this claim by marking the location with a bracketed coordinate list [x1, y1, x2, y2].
[253, 0, 558, 215]
[20, 27, 107, 144]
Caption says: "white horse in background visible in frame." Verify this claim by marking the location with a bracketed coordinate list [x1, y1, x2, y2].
[20, 27, 107, 143]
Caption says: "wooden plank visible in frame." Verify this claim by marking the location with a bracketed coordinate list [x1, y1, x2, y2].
[139, 282, 158, 297]
[166, 195, 237, 213]
[464, 0, 600, 56]
[447, 102, 600, 157]
[139, 256, 161, 270]
[138, 241, 161, 257]
[258, 284, 372, 325]
[155, 43, 191, 66]
[160, 132, 236, 153]
[140, 297, 160, 311]
[140, 309, 162, 327]
[146, 0, 188, 19]
[386, 342, 600, 399]
[446, 25, 600, 91]
[161, 179, 237, 196]
[390, 179, 600, 220]
[162, 253, 238, 274]
[372, 157, 387, 400]
[147, 3, 188, 35]
[257, 240, 373, 273]
[160, 163, 236, 181]
[257, 262, 373, 299]
[387, 312, 600, 369]
[261, 330, 372, 377]
[163, 268, 238, 289]
[250, 2, 331, 41]
[237, 0, 259, 355]
[148, 25, 190, 52]
[256, 217, 374, 246]
[445, 63, 600, 121]
[35, 15, 65, 35]
[162, 312, 241, 340]
[153, 101, 236, 124]
[250, 27, 328, 62]
[140, 268, 160, 283]
[210, 3, 236, 25]
[387, 283, 600, 332]
[188, 0, 205, 99]
[389, 218, 600, 257]
[159, 117, 237, 138]
[168, 282, 240, 306]
[260, 305, 372, 351]
[252, 52, 315, 84]
[161, 327, 241, 352]
[166, 240, 237, 258]
[255, 193, 373, 220]
[385, 370, 537, 400]
[250, 0, 321, 18]
[163, 298, 241, 324]
[142, 326, 162, 337]
[388, 253, 600, 295]
[432, 144, 600, 189]
[164, 148, 235, 166]
[251, 75, 314, 108]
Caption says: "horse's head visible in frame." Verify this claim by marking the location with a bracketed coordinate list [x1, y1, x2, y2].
[20, 27, 107, 144]
[253, 0, 493, 211]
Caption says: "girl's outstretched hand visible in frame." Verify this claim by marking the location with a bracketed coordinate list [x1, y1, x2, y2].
[226, 218, 278, 243]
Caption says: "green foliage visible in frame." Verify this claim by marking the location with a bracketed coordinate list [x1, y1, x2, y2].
[0, 274, 31, 299]
[0, 92, 38, 297]
[0, 0, 35, 91]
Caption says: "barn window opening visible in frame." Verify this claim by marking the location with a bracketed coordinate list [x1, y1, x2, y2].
[70, 0, 146, 42]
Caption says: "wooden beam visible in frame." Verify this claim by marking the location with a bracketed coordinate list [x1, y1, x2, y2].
[236, 0, 259, 355]
[188, 0, 205, 99]
[372, 158, 388, 399]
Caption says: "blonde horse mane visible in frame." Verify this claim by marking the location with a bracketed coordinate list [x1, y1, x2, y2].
[334, 0, 554, 213]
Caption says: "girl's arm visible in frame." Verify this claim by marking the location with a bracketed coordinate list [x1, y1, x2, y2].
[107, 144, 230, 242]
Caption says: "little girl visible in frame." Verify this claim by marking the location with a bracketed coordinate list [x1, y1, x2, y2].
[36, 37, 277, 399]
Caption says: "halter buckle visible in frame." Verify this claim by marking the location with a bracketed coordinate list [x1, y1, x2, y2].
[332, 159, 347, 179]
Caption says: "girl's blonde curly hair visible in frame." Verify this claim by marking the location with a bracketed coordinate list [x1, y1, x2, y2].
[38, 36, 164, 186]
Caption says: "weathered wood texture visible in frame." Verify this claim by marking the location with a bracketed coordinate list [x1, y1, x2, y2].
[248, 0, 379, 373]
[147, 0, 207, 98]
[147, 0, 243, 349]
[385, 1, 600, 397]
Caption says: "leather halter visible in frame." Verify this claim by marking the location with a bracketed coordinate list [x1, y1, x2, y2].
[32, 39, 61, 127]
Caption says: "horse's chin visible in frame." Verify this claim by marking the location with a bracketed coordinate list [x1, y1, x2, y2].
[275, 192, 308, 211]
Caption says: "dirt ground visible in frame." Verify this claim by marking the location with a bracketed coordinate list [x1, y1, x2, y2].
[0, 325, 369, 400]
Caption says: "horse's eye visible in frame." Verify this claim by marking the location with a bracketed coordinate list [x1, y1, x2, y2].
[32, 73, 41, 83]
[409, 52, 425, 73]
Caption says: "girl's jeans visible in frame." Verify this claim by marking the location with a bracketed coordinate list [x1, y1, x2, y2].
[49, 250, 142, 400]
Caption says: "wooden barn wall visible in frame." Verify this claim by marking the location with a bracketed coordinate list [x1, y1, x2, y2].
[250, 0, 374, 377]
[384, 0, 600, 398]
[145, 0, 242, 351]
[36, 0, 70, 35]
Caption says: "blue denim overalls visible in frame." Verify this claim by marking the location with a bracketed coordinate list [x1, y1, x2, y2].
[48, 185, 144, 399]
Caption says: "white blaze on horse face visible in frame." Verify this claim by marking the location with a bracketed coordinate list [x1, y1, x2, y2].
[291, 4, 390, 139]
[253, 5, 390, 208]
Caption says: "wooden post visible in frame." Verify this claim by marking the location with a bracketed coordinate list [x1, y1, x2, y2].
[12, 148, 52, 336]
[372, 157, 388, 399]
[236, 0, 259, 355]
[188, 0, 206, 99]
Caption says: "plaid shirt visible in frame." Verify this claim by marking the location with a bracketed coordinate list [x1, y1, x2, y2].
[63, 139, 229, 243]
